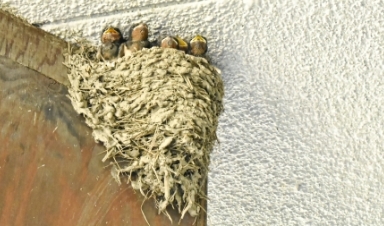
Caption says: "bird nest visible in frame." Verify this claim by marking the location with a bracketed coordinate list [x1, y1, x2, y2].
[64, 44, 224, 221]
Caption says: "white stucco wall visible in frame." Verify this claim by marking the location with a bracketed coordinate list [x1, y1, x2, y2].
[4, 0, 384, 225]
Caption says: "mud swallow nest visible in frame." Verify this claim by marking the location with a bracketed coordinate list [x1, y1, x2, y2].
[64, 45, 224, 221]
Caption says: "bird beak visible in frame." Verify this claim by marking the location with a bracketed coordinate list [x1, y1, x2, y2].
[105, 28, 118, 34]
[191, 35, 206, 43]
[175, 36, 189, 51]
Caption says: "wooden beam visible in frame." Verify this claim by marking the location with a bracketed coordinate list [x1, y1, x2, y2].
[0, 9, 69, 86]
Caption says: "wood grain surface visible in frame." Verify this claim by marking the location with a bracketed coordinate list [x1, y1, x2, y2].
[0, 8, 206, 226]
[0, 9, 69, 87]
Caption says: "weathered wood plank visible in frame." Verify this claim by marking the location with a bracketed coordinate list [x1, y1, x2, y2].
[0, 9, 69, 87]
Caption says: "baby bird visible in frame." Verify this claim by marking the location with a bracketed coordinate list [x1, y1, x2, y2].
[119, 23, 150, 57]
[101, 26, 124, 44]
[175, 36, 189, 53]
[130, 23, 149, 42]
[189, 35, 208, 56]
[160, 36, 179, 49]
[97, 42, 120, 60]
[118, 40, 150, 57]
[98, 26, 124, 60]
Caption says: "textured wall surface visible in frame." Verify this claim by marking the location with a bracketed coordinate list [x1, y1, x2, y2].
[3, 0, 384, 225]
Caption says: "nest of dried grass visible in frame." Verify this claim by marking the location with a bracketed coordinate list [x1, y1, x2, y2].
[64, 44, 224, 221]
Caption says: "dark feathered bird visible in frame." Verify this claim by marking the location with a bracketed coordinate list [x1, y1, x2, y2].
[189, 35, 208, 56]
[119, 23, 150, 57]
[129, 23, 149, 42]
[97, 42, 120, 60]
[160, 36, 179, 49]
[101, 26, 124, 44]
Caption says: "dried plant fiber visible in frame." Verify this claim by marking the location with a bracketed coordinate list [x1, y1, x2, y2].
[64, 44, 224, 220]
